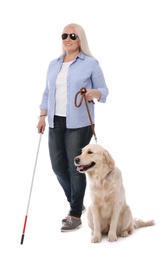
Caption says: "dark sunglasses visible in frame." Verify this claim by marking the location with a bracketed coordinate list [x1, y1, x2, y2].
[61, 33, 78, 41]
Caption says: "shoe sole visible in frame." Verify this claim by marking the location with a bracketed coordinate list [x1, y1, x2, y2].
[61, 224, 82, 232]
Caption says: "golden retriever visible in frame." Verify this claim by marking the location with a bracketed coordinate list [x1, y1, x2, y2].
[74, 143, 155, 243]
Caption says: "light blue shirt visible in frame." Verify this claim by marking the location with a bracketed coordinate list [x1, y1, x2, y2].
[40, 52, 109, 128]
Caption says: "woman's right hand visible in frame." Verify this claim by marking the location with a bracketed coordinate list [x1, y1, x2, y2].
[37, 117, 46, 134]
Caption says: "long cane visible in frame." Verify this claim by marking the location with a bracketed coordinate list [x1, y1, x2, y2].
[20, 133, 42, 244]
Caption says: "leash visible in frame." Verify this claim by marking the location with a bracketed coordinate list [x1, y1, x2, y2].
[74, 87, 97, 143]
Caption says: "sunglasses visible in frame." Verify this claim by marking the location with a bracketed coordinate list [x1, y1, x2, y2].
[61, 33, 78, 41]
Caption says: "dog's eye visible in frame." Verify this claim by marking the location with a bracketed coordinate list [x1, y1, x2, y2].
[88, 151, 93, 154]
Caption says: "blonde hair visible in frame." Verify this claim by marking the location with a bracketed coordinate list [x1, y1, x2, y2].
[61, 23, 93, 57]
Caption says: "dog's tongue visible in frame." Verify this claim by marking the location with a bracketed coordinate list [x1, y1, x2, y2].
[76, 166, 84, 171]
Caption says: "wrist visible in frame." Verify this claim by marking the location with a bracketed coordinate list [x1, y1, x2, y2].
[38, 114, 47, 119]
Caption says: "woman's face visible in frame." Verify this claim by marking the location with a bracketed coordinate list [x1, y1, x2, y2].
[62, 26, 80, 54]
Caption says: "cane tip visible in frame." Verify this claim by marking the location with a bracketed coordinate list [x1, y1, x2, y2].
[20, 234, 25, 245]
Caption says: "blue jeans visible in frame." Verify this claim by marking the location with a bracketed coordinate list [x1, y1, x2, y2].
[48, 116, 93, 218]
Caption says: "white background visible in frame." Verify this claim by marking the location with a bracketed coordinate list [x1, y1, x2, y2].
[0, 0, 165, 259]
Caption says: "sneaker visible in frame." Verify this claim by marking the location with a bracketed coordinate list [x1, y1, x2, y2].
[61, 217, 82, 232]
[62, 205, 86, 224]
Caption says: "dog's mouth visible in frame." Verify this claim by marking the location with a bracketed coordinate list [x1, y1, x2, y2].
[76, 162, 96, 172]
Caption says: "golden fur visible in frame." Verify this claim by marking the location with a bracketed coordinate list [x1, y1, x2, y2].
[74, 144, 155, 243]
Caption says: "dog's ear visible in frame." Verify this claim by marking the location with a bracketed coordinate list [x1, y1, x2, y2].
[102, 149, 115, 172]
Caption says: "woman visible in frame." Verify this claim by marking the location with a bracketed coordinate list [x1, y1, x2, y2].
[37, 23, 109, 232]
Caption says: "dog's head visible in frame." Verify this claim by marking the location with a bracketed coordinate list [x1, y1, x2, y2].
[74, 144, 115, 176]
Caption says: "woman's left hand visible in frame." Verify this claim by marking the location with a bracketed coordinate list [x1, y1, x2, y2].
[85, 89, 101, 101]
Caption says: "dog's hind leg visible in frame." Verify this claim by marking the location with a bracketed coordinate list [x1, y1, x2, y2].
[119, 205, 134, 237]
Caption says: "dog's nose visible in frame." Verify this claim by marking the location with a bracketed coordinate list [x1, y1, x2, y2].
[74, 157, 80, 164]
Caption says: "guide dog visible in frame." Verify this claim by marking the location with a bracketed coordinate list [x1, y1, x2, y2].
[74, 144, 155, 243]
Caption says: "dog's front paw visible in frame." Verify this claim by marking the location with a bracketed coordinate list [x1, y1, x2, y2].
[120, 230, 129, 237]
[108, 232, 117, 242]
[91, 233, 101, 243]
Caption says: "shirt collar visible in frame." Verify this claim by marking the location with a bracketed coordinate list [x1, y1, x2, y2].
[57, 51, 85, 61]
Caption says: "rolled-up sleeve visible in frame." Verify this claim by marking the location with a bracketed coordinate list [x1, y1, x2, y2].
[90, 59, 109, 102]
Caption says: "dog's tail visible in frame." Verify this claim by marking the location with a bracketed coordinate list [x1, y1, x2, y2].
[133, 218, 155, 229]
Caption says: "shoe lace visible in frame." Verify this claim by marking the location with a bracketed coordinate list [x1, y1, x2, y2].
[66, 216, 74, 225]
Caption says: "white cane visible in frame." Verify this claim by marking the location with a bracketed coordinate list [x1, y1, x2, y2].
[20, 133, 42, 244]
